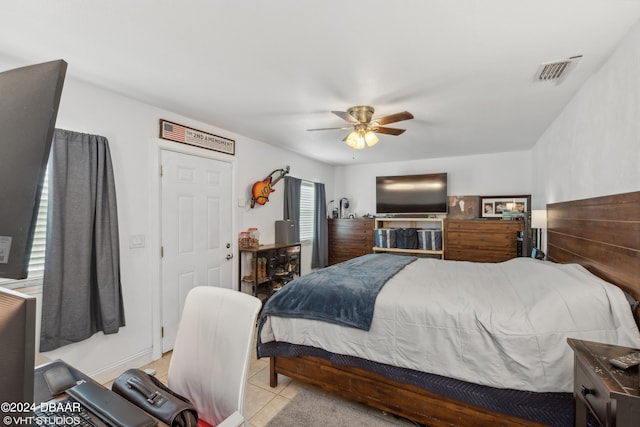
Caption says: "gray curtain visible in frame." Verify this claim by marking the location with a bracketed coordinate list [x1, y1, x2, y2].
[312, 182, 328, 268]
[283, 176, 301, 242]
[40, 129, 124, 352]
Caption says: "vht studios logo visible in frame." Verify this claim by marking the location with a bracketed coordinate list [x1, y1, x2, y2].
[2, 401, 83, 426]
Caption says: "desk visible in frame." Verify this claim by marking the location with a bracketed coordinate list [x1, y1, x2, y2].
[568, 338, 640, 427]
[34, 360, 169, 427]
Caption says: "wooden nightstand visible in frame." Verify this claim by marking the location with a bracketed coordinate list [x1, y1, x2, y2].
[567, 338, 640, 426]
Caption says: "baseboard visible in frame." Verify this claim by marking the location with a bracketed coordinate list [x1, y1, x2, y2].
[86, 348, 156, 384]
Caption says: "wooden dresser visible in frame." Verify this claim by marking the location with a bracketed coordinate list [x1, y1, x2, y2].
[328, 219, 375, 265]
[445, 219, 524, 262]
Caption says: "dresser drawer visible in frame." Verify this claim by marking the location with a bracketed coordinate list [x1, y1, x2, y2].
[574, 357, 614, 426]
[444, 219, 523, 262]
[328, 219, 375, 265]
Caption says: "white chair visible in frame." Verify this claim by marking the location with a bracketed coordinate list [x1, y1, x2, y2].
[168, 286, 262, 427]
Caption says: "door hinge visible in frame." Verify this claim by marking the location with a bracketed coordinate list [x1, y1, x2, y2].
[161, 326, 164, 338]
[161, 246, 164, 257]
[160, 164, 164, 177]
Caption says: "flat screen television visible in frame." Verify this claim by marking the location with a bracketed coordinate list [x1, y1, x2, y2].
[0, 59, 67, 279]
[376, 172, 448, 215]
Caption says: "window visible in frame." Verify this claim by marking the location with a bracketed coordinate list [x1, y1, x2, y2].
[0, 167, 48, 288]
[299, 180, 315, 242]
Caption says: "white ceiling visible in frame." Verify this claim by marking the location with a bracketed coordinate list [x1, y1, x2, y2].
[1, 1, 639, 166]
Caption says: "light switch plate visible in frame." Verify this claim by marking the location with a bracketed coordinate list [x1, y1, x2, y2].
[129, 234, 146, 248]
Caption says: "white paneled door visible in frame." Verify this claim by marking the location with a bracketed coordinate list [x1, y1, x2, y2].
[160, 149, 233, 352]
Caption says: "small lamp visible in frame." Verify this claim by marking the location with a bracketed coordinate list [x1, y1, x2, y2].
[531, 210, 547, 252]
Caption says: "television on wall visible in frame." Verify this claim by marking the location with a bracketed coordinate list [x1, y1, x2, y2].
[376, 173, 448, 215]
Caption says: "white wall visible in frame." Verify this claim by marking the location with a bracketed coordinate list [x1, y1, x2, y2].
[0, 55, 333, 382]
[532, 19, 640, 206]
[233, 134, 334, 278]
[333, 151, 533, 217]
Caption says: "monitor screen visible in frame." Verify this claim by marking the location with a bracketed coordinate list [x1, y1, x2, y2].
[376, 173, 448, 215]
[0, 287, 37, 424]
[0, 60, 67, 279]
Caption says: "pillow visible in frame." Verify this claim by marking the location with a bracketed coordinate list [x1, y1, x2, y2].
[623, 290, 639, 315]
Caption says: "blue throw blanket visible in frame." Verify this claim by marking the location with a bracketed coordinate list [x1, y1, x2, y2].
[260, 253, 416, 331]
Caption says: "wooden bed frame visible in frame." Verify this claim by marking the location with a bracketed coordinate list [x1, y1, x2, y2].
[269, 191, 640, 427]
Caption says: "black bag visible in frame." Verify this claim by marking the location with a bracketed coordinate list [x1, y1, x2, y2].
[112, 368, 198, 427]
[395, 228, 418, 249]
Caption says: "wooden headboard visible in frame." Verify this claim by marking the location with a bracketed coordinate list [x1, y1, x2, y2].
[547, 191, 640, 318]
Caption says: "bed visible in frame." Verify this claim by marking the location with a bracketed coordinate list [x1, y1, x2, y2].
[258, 191, 640, 427]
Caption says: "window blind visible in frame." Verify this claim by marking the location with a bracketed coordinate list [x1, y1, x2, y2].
[0, 167, 48, 286]
[299, 180, 315, 242]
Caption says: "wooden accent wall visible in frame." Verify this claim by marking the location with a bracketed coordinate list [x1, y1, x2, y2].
[547, 191, 640, 307]
[445, 219, 524, 262]
[328, 219, 374, 265]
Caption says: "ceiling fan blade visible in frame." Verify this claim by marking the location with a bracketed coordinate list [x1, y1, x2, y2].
[307, 126, 353, 131]
[375, 127, 406, 136]
[332, 110, 359, 123]
[374, 111, 414, 126]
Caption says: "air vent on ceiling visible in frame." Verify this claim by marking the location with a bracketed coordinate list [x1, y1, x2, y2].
[536, 55, 582, 83]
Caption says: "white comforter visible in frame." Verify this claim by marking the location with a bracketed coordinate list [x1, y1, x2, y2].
[261, 257, 640, 392]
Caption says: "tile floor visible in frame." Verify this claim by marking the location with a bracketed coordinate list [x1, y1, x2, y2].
[138, 348, 303, 427]
[137, 349, 416, 427]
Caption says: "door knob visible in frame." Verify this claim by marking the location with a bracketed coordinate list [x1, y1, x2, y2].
[226, 253, 233, 260]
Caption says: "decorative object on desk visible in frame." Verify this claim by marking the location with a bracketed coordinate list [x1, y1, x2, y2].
[448, 196, 480, 219]
[238, 231, 251, 249]
[247, 227, 260, 248]
[250, 165, 290, 207]
[327, 199, 335, 218]
[481, 195, 530, 218]
[160, 119, 235, 155]
[113, 368, 198, 427]
[339, 197, 350, 218]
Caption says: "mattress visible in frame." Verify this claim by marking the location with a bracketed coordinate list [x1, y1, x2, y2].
[260, 257, 640, 393]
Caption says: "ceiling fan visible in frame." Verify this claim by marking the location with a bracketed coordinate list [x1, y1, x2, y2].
[307, 105, 414, 149]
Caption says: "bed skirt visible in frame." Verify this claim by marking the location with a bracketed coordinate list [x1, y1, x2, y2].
[260, 341, 597, 427]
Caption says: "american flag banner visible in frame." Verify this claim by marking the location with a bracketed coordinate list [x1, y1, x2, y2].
[162, 121, 186, 142]
[159, 119, 235, 155]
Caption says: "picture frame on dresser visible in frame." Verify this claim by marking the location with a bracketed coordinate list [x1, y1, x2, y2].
[447, 195, 481, 219]
[481, 195, 530, 218]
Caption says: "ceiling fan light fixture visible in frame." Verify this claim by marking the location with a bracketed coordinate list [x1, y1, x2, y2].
[365, 131, 378, 147]
[345, 130, 361, 149]
[312, 105, 413, 151]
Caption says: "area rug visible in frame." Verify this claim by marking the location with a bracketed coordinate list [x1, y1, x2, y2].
[265, 388, 412, 427]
